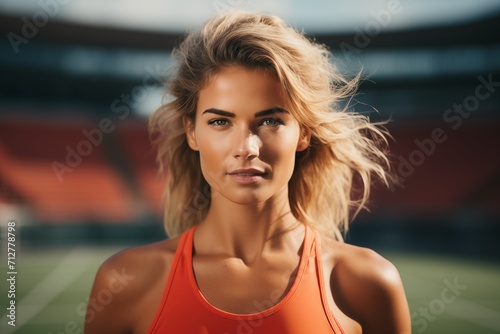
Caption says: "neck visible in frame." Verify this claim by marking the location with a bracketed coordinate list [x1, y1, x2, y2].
[195, 187, 303, 264]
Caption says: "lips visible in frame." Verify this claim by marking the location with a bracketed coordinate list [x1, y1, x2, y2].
[227, 168, 266, 184]
[228, 168, 265, 176]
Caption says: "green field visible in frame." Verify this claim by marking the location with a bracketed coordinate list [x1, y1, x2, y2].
[1, 246, 499, 334]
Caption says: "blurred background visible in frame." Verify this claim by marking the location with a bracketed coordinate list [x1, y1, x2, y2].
[0, 0, 499, 333]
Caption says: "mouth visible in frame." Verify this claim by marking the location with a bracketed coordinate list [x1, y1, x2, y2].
[227, 168, 266, 184]
[228, 168, 266, 176]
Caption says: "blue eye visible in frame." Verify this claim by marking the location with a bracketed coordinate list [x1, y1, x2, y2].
[261, 118, 285, 127]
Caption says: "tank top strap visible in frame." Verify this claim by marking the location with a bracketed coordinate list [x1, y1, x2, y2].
[181, 225, 196, 257]
[147, 226, 196, 333]
[170, 225, 196, 277]
[311, 228, 346, 334]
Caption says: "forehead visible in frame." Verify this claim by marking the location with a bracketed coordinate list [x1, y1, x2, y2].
[197, 66, 287, 115]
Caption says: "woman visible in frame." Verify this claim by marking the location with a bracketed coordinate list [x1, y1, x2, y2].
[85, 10, 411, 333]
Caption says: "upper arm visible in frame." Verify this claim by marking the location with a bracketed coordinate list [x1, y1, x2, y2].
[331, 248, 411, 334]
[84, 240, 177, 334]
[84, 251, 139, 334]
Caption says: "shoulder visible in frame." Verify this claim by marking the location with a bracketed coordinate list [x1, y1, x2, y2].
[320, 237, 411, 334]
[99, 236, 180, 279]
[92, 237, 180, 295]
[84, 236, 181, 334]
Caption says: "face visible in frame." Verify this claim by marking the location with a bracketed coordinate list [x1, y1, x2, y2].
[185, 66, 309, 206]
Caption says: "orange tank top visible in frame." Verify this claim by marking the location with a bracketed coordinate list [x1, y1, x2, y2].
[147, 225, 345, 333]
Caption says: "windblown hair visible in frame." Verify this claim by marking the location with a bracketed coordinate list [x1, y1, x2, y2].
[149, 10, 390, 240]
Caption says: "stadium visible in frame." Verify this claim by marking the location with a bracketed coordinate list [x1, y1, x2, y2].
[0, 1, 499, 333]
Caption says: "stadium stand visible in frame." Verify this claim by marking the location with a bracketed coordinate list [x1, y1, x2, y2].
[0, 115, 139, 222]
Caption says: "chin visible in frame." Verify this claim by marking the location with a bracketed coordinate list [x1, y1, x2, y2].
[221, 192, 270, 206]
[231, 196, 267, 206]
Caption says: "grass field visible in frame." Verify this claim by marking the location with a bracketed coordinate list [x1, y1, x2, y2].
[1, 246, 499, 334]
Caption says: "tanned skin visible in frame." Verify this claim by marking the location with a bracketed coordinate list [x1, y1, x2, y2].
[85, 67, 411, 334]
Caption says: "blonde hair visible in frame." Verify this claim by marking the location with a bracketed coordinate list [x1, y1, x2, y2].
[149, 10, 390, 240]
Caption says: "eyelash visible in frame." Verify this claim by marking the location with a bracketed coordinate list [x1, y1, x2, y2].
[261, 118, 285, 126]
[207, 118, 285, 127]
[207, 119, 229, 126]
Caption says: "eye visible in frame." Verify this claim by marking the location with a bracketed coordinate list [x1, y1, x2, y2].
[207, 119, 230, 127]
[261, 118, 285, 127]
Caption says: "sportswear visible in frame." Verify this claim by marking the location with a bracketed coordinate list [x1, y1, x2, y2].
[148, 225, 345, 333]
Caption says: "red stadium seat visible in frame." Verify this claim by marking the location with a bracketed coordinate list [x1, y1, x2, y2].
[0, 116, 136, 223]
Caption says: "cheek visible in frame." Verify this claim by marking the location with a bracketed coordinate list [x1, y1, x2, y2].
[271, 148, 298, 172]
[196, 139, 230, 187]
[261, 136, 299, 172]
[198, 142, 221, 170]
[194, 125, 221, 162]
[261, 127, 300, 155]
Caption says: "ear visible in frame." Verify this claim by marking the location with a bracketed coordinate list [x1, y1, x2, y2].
[183, 116, 199, 151]
[296, 128, 311, 152]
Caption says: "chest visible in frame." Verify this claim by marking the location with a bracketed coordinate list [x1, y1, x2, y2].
[192, 255, 300, 314]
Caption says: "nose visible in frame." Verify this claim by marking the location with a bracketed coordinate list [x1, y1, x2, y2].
[233, 131, 261, 160]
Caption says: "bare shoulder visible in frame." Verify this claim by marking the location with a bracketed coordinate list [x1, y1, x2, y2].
[327, 241, 402, 294]
[96, 236, 180, 282]
[320, 236, 411, 334]
[84, 236, 181, 334]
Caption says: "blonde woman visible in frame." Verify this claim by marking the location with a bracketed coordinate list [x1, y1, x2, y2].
[86, 10, 411, 334]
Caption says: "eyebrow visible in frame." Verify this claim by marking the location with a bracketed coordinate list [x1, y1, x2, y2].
[201, 107, 289, 118]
